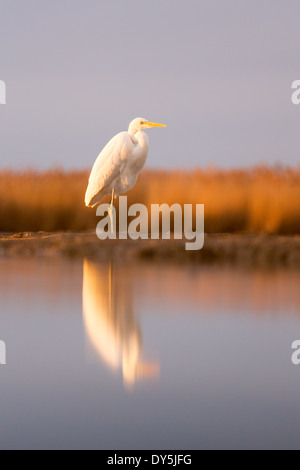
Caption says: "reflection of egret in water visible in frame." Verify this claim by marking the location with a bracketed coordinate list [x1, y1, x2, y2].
[82, 259, 159, 387]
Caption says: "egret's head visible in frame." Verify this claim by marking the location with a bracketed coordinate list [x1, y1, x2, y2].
[128, 117, 167, 135]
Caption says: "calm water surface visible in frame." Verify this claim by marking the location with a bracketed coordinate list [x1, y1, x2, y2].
[0, 257, 300, 449]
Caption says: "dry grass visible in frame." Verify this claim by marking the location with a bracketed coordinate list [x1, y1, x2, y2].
[0, 166, 299, 233]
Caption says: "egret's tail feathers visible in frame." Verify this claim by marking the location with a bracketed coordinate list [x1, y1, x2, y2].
[85, 190, 106, 208]
[85, 193, 92, 208]
[85, 198, 97, 208]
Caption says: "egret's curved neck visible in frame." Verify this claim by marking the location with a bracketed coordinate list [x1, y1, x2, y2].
[134, 130, 149, 150]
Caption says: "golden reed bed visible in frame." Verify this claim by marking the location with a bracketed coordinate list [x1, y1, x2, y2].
[0, 166, 299, 233]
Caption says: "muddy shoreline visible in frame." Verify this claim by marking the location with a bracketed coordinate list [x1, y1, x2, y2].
[0, 231, 300, 267]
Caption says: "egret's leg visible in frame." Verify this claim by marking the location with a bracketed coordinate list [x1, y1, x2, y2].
[108, 188, 115, 234]
[110, 188, 115, 207]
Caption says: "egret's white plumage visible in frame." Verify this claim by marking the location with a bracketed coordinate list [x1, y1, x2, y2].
[85, 117, 166, 207]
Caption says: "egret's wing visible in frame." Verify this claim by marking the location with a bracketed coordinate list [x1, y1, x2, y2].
[85, 131, 135, 206]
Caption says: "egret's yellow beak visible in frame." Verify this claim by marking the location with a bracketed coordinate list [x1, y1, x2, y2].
[147, 121, 167, 128]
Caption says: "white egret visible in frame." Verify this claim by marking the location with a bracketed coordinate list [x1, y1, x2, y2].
[85, 117, 166, 207]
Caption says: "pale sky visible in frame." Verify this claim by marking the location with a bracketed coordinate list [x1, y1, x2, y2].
[0, 0, 300, 170]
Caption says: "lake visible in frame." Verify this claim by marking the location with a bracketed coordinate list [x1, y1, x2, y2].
[0, 256, 300, 449]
